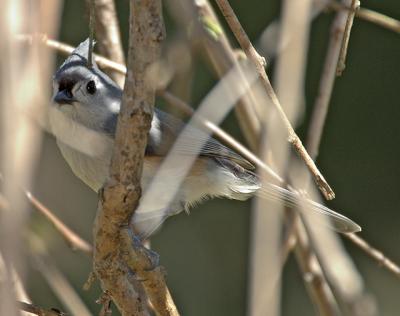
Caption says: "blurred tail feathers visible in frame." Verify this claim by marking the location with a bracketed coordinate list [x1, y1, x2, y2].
[256, 182, 361, 233]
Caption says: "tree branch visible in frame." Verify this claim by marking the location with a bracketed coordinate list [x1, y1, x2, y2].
[214, 0, 335, 200]
[26, 191, 93, 255]
[345, 233, 400, 278]
[92, 1, 178, 315]
[336, 0, 359, 75]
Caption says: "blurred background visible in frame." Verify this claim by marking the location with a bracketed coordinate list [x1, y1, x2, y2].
[12, 0, 400, 315]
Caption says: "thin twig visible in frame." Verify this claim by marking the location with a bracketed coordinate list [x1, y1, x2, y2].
[214, 0, 335, 200]
[306, 5, 350, 159]
[87, 0, 95, 68]
[336, 0, 359, 75]
[15, 34, 127, 74]
[0, 173, 92, 255]
[26, 191, 93, 255]
[328, 1, 400, 34]
[87, 0, 126, 86]
[19, 301, 67, 316]
[345, 233, 400, 278]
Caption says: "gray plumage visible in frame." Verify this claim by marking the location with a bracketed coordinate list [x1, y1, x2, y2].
[49, 39, 360, 238]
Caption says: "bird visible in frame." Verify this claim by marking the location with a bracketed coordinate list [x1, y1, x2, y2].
[49, 39, 360, 238]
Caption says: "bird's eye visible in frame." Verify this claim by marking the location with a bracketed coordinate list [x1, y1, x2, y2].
[86, 80, 96, 95]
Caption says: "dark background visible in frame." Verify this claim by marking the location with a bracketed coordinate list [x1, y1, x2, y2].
[27, 1, 400, 315]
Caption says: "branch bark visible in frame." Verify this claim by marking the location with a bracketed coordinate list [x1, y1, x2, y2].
[92, 1, 178, 315]
[19, 301, 66, 316]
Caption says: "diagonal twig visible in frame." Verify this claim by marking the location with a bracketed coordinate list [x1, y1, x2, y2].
[336, 0, 360, 75]
[345, 233, 400, 278]
[214, 0, 335, 201]
[26, 191, 93, 255]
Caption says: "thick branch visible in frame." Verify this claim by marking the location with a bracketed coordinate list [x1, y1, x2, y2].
[92, 1, 178, 315]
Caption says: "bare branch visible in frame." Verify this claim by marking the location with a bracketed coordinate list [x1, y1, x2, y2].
[15, 34, 127, 74]
[92, 1, 179, 315]
[306, 3, 350, 159]
[26, 191, 92, 255]
[345, 233, 400, 278]
[328, 1, 400, 34]
[87, 0, 126, 86]
[336, 0, 360, 75]
[214, 0, 335, 200]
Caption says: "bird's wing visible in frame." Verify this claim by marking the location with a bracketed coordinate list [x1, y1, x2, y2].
[148, 109, 255, 170]
[105, 108, 254, 169]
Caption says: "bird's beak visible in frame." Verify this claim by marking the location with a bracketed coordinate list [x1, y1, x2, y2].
[53, 90, 76, 105]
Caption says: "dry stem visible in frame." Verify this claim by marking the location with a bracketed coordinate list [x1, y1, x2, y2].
[26, 191, 93, 255]
[214, 0, 335, 200]
[345, 233, 400, 278]
[336, 0, 359, 75]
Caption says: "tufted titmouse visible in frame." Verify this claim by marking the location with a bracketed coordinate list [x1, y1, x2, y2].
[49, 39, 360, 238]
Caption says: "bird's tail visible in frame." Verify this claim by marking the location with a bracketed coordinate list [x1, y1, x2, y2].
[256, 182, 361, 233]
